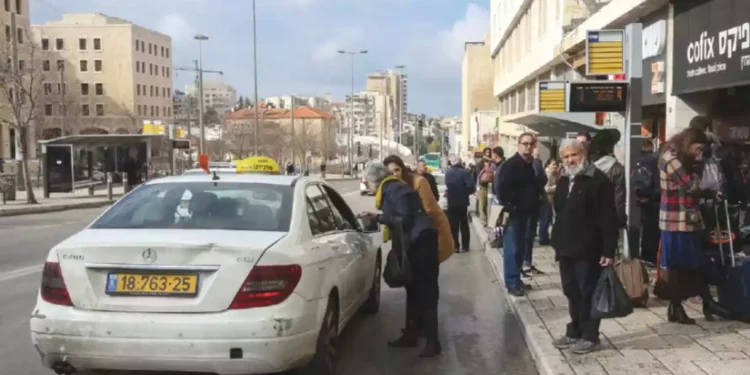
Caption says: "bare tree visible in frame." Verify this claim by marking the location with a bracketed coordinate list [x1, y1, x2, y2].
[0, 29, 52, 203]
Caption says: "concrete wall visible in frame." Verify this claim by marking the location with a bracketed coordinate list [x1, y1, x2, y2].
[461, 38, 496, 159]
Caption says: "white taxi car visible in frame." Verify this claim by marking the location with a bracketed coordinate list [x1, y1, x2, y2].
[30, 173, 383, 375]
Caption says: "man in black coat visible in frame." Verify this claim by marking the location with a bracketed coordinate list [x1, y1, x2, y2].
[416, 159, 439, 200]
[551, 139, 617, 355]
[496, 133, 543, 296]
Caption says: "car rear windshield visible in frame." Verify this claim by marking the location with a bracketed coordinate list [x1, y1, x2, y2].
[91, 182, 293, 231]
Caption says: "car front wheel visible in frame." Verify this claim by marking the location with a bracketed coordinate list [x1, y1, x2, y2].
[360, 251, 381, 314]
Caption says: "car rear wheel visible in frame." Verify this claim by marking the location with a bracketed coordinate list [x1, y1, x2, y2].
[299, 296, 339, 375]
[360, 251, 382, 314]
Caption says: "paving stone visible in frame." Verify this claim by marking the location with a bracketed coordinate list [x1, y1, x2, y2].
[713, 351, 748, 360]
[691, 332, 750, 352]
[693, 359, 750, 375]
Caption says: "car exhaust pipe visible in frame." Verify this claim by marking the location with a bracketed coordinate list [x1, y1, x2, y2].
[51, 361, 77, 375]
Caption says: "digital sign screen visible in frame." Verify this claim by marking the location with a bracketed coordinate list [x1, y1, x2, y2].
[568, 82, 628, 113]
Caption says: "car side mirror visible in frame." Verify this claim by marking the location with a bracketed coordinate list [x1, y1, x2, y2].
[357, 217, 380, 233]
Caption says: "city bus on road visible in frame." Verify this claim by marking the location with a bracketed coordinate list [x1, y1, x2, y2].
[421, 152, 441, 173]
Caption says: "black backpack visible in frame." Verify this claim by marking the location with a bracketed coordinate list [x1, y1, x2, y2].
[633, 155, 658, 203]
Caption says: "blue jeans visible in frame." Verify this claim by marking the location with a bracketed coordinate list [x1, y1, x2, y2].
[538, 202, 553, 242]
[523, 213, 539, 269]
[503, 213, 531, 289]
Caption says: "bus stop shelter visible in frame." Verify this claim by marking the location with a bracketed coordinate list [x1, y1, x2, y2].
[38, 134, 164, 198]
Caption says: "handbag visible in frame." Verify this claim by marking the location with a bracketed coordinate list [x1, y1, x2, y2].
[591, 267, 634, 319]
[382, 218, 412, 288]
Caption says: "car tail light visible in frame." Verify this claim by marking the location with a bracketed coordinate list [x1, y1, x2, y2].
[40, 262, 73, 306]
[229, 265, 302, 309]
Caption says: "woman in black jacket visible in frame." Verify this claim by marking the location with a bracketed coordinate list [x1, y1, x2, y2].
[362, 162, 442, 358]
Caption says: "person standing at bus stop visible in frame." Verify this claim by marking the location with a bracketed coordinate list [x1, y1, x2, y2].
[476, 148, 493, 226]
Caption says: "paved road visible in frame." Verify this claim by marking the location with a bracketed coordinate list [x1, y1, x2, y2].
[0, 180, 536, 375]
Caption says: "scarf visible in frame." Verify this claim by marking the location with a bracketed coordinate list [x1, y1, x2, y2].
[374, 175, 403, 242]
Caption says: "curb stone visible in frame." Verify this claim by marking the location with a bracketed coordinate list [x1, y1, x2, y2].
[0, 199, 118, 217]
[472, 218, 575, 375]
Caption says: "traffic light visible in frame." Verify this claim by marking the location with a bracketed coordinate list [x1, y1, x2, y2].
[357, 142, 362, 156]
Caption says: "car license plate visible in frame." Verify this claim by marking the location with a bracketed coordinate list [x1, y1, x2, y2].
[105, 273, 199, 296]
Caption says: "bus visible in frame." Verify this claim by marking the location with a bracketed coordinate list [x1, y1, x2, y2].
[421, 152, 441, 173]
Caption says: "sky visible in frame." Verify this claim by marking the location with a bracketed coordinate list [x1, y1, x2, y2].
[30, 0, 489, 117]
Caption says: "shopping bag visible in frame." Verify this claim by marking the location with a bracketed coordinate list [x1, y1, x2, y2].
[383, 249, 412, 288]
[591, 267, 634, 319]
[699, 156, 724, 192]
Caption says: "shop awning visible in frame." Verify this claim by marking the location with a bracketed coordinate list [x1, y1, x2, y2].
[38, 134, 164, 147]
[508, 113, 602, 138]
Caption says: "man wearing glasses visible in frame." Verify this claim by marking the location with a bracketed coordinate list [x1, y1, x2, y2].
[495, 133, 543, 296]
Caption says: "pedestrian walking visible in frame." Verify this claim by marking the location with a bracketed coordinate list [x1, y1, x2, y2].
[495, 133, 543, 296]
[658, 127, 729, 324]
[538, 158, 560, 246]
[416, 159, 440, 200]
[476, 148, 493, 226]
[362, 162, 442, 357]
[444, 155, 476, 253]
[551, 138, 618, 354]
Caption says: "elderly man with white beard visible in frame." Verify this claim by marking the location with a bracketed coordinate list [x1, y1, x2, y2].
[550, 139, 618, 355]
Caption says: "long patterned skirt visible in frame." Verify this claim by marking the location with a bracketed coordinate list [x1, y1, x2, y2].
[660, 231, 708, 301]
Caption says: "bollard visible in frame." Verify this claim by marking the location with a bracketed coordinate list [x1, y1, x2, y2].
[88, 184, 95, 196]
[123, 174, 130, 194]
[106, 172, 113, 201]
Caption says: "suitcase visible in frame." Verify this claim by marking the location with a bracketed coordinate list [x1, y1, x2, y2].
[713, 200, 750, 321]
[615, 258, 650, 307]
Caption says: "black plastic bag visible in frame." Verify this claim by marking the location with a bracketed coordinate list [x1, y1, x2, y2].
[383, 249, 412, 288]
[591, 267, 633, 319]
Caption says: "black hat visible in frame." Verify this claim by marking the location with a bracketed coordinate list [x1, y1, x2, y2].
[590, 129, 621, 155]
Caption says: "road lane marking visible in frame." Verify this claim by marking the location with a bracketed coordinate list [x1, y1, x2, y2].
[0, 264, 43, 282]
[342, 190, 361, 197]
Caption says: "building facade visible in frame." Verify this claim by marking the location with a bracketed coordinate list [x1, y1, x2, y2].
[461, 36, 496, 159]
[33, 13, 173, 137]
[185, 81, 237, 115]
[366, 69, 407, 130]
[0, 0, 31, 159]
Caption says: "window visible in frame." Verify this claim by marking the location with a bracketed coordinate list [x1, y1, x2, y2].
[42, 60, 50, 71]
[4, 0, 9, 12]
[79, 60, 88, 72]
[82, 104, 90, 116]
[166, 48, 170, 58]
[168, 107, 171, 116]
[140, 40, 145, 51]
[14, 0, 19, 14]
[55, 38, 63, 50]
[150, 106, 154, 116]
[59, 104, 67, 116]
[136, 61, 140, 73]
[166, 67, 170, 78]
[4, 25, 9, 43]
[96, 104, 104, 116]
[136, 84, 141, 95]
[90, 182, 293, 231]
[44, 104, 52, 116]
[93, 38, 101, 50]
[150, 86, 154, 96]
[43, 83, 52, 95]
[156, 106, 160, 117]
[137, 104, 142, 116]
[161, 66, 165, 76]
[94, 60, 102, 72]
[79, 38, 86, 50]
[41, 38, 49, 50]
[320, 185, 358, 230]
[148, 43, 152, 54]
[56, 60, 64, 71]
[57, 83, 66, 94]
[162, 87, 166, 97]
[81, 83, 89, 95]
[161, 46, 164, 57]
[135, 39, 139, 51]
[167, 88, 171, 97]
[17, 59, 24, 71]
[305, 185, 338, 233]
[95, 83, 103, 95]
[16, 27, 22, 44]
[149, 63, 153, 75]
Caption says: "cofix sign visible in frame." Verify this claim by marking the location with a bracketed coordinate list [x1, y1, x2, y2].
[673, 0, 750, 94]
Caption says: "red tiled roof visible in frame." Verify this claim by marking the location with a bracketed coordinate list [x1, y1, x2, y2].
[224, 106, 334, 120]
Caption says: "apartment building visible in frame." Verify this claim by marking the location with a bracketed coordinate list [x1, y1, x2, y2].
[461, 36, 496, 158]
[488, 0, 673, 155]
[33, 13, 173, 136]
[0, 0, 31, 159]
[265, 95, 332, 112]
[186, 81, 237, 115]
[366, 69, 407, 127]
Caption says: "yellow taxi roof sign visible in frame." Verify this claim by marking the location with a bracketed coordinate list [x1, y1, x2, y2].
[235, 156, 281, 174]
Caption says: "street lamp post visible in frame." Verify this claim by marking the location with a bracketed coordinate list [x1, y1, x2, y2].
[338, 50, 367, 175]
[394, 64, 406, 156]
[194, 34, 209, 155]
[252, 0, 260, 156]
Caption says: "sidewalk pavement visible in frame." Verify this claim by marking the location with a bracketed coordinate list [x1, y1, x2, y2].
[0, 186, 123, 217]
[472, 218, 750, 375]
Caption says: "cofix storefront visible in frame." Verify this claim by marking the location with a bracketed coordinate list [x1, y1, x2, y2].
[673, 0, 750, 146]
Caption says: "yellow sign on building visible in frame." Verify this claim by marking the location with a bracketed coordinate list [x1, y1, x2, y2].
[585, 30, 625, 75]
[538, 81, 566, 112]
[142, 120, 165, 135]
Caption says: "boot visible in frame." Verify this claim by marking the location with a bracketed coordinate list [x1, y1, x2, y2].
[402, 312, 425, 338]
[702, 298, 731, 322]
[672, 302, 696, 325]
[419, 308, 442, 358]
[389, 303, 418, 348]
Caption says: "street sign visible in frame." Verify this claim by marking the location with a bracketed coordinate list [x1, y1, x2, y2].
[585, 29, 625, 75]
[568, 82, 628, 113]
[538, 81, 566, 112]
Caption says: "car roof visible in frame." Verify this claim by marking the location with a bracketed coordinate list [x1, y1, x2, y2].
[149, 174, 322, 186]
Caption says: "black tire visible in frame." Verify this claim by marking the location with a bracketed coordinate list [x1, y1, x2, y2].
[360, 191, 367, 196]
[299, 296, 339, 375]
[360, 251, 382, 314]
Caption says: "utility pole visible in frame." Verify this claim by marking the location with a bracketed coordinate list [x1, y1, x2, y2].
[338, 50, 367, 175]
[290, 95, 295, 167]
[252, 0, 260, 156]
[10, 13, 20, 163]
[186, 94, 193, 166]
[173, 62, 222, 158]
[194, 34, 209, 155]
[395, 65, 406, 156]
